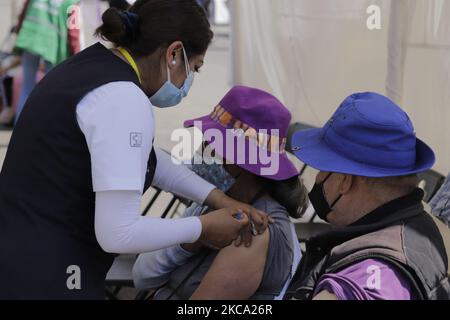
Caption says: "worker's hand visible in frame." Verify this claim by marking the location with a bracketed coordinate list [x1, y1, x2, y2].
[198, 208, 249, 250]
[236, 202, 274, 234]
[231, 202, 274, 247]
[204, 188, 274, 239]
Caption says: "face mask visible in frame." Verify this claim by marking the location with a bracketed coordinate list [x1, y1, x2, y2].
[149, 46, 194, 108]
[308, 173, 343, 222]
[191, 161, 236, 193]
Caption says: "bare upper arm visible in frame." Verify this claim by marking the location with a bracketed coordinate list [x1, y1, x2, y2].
[190, 228, 270, 300]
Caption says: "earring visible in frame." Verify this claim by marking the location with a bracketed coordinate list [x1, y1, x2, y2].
[172, 60, 176, 65]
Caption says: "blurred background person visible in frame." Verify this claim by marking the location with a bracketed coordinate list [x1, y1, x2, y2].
[13, 0, 81, 123]
[0, 25, 21, 127]
[0, 55, 21, 126]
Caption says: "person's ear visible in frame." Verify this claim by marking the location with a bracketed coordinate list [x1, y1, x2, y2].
[338, 174, 354, 194]
[165, 41, 183, 70]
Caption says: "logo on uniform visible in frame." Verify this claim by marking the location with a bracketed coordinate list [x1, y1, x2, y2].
[130, 132, 143, 148]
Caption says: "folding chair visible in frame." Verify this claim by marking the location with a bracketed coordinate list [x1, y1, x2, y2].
[105, 187, 192, 300]
[295, 223, 333, 241]
[286, 122, 317, 176]
[417, 170, 446, 203]
[286, 122, 334, 248]
[104, 254, 136, 300]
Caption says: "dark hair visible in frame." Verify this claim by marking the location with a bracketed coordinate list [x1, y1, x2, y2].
[261, 176, 309, 219]
[95, 0, 214, 59]
[108, 0, 131, 11]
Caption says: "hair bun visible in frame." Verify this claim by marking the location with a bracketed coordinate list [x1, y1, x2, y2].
[119, 11, 140, 41]
[95, 8, 129, 46]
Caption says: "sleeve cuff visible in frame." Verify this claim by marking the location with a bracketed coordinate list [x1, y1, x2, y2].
[174, 244, 196, 259]
[195, 179, 216, 205]
[186, 216, 202, 243]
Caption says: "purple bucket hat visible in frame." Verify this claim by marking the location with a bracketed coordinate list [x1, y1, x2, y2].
[184, 86, 300, 181]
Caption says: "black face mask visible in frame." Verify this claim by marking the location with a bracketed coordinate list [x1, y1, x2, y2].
[308, 173, 343, 222]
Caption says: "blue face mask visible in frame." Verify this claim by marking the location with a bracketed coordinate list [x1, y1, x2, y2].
[149, 46, 194, 108]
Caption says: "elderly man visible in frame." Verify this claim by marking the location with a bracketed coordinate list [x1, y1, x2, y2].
[287, 92, 450, 300]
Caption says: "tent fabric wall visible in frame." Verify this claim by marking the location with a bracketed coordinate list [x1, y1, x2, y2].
[230, 0, 450, 174]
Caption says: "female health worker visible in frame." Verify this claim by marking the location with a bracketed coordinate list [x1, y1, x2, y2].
[0, 0, 269, 299]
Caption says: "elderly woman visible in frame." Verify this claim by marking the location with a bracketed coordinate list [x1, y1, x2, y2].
[133, 86, 309, 300]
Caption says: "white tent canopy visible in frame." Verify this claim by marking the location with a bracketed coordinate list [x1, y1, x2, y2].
[230, 0, 450, 174]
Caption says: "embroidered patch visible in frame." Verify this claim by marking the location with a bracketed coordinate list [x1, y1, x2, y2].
[130, 132, 143, 148]
[209, 104, 287, 153]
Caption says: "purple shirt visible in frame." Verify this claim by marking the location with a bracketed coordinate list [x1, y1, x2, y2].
[314, 259, 414, 300]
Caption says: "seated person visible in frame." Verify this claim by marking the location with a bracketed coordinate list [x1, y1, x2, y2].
[133, 86, 309, 300]
[287, 92, 450, 300]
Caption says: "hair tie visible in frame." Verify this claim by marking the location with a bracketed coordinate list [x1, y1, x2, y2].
[119, 11, 140, 40]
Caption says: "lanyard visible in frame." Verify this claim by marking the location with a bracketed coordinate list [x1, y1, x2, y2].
[118, 47, 142, 83]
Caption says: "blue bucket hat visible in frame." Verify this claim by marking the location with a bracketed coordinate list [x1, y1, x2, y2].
[291, 92, 435, 177]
